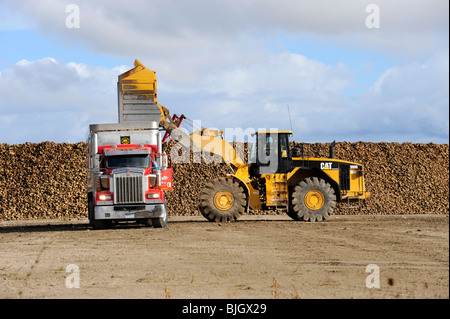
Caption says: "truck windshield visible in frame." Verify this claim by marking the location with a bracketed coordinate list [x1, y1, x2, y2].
[106, 154, 150, 169]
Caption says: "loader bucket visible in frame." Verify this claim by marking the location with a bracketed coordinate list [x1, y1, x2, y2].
[117, 59, 162, 123]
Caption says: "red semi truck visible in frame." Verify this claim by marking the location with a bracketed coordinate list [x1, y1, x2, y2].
[86, 60, 173, 229]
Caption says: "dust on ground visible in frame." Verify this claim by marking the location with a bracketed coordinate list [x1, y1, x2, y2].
[0, 214, 448, 299]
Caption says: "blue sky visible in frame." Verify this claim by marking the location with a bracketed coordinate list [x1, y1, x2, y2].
[1, 30, 127, 69]
[0, 0, 448, 144]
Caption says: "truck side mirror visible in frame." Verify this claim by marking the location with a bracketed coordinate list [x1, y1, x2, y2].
[89, 154, 101, 171]
[162, 154, 168, 170]
[88, 155, 93, 170]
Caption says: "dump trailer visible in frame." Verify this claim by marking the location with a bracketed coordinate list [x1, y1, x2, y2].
[86, 60, 173, 229]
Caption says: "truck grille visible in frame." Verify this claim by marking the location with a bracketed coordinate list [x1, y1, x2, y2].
[114, 174, 145, 204]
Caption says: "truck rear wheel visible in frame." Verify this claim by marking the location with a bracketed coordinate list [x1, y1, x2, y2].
[199, 177, 246, 222]
[290, 177, 336, 222]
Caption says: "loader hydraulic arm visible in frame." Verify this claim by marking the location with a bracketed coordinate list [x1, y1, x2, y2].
[157, 104, 172, 128]
[159, 107, 248, 178]
[157, 103, 237, 164]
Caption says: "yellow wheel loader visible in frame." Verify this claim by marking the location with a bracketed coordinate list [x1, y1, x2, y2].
[119, 60, 370, 222]
[189, 129, 370, 222]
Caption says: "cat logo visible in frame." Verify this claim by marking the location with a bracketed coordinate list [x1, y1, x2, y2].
[320, 162, 333, 170]
[121, 136, 130, 144]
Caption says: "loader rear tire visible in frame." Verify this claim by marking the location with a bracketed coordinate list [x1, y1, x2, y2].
[290, 177, 336, 222]
[199, 177, 246, 222]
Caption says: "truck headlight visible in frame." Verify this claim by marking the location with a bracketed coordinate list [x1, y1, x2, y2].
[98, 194, 112, 201]
[147, 193, 160, 199]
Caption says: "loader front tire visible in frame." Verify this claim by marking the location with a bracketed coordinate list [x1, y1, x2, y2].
[290, 177, 336, 222]
[199, 177, 246, 222]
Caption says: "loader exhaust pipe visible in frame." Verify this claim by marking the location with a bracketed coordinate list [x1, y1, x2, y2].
[329, 140, 336, 159]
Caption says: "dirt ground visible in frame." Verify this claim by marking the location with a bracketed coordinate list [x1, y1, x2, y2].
[0, 214, 448, 299]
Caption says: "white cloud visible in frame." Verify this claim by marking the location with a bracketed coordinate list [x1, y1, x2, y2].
[6, 0, 448, 60]
[314, 49, 449, 143]
[205, 52, 353, 97]
[155, 51, 355, 138]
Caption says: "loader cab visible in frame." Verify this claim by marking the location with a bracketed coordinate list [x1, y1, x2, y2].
[249, 131, 293, 176]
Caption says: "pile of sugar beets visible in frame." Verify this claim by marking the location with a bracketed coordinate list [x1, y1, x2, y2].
[0, 141, 448, 220]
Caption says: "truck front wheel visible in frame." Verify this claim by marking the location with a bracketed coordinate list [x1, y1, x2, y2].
[88, 196, 112, 229]
[152, 203, 168, 228]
